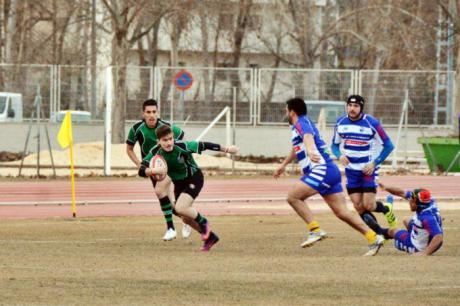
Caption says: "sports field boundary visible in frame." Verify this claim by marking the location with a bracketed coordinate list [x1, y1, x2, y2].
[1, 195, 460, 206]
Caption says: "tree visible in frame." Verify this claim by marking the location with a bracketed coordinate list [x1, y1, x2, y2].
[101, 0, 167, 143]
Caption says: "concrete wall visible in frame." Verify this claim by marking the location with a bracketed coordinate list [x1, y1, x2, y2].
[0, 122, 453, 157]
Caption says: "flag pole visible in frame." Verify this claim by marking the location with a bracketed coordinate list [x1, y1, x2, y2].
[69, 131, 77, 218]
[58, 110, 77, 218]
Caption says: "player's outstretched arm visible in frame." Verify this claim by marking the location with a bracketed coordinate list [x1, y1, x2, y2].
[198, 142, 239, 154]
[274, 148, 295, 178]
[378, 182, 406, 198]
[221, 145, 239, 154]
[415, 234, 443, 256]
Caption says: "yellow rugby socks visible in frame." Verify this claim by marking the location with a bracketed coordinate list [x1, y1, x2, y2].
[308, 220, 321, 233]
[364, 230, 378, 244]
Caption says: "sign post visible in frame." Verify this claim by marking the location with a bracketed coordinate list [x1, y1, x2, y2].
[173, 70, 193, 122]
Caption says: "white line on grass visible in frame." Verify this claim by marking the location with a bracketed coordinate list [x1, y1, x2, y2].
[0, 237, 145, 244]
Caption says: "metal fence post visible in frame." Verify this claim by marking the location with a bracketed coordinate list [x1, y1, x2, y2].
[104, 66, 113, 176]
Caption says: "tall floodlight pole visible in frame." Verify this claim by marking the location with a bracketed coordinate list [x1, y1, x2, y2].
[91, 0, 97, 118]
[448, 0, 458, 128]
[312, 0, 326, 100]
[435, 0, 456, 125]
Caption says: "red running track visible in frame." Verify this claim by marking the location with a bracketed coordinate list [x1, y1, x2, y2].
[1, 175, 459, 219]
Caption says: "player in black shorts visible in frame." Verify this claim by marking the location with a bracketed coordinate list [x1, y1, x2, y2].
[139, 125, 239, 251]
[126, 99, 190, 241]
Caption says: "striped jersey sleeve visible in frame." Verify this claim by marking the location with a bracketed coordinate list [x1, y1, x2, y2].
[126, 121, 143, 145]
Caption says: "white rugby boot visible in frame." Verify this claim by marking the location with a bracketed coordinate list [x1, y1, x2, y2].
[364, 235, 385, 256]
[181, 223, 192, 239]
[300, 230, 327, 248]
[162, 228, 177, 241]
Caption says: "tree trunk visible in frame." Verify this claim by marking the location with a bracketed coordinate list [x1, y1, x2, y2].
[146, 18, 161, 68]
[311, 3, 323, 100]
[5, 0, 18, 64]
[52, 0, 57, 63]
[112, 36, 129, 143]
[367, 49, 386, 115]
[211, 12, 223, 102]
[231, 0, 252, 104]
[199, 7, 211, 108]
[168, 15, 184, 121]
[264, 43, 281, 104]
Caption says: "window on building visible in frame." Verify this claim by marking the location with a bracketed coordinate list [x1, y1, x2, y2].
[219, 13, 234, 31]
[246, 15, 262, 31]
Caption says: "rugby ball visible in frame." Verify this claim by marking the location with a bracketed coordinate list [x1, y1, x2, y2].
[149, 155, 167, 181]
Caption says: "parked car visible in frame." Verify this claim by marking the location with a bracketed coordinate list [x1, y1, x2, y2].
[55, 110, 92, 123]
[0, 92, 23, 122]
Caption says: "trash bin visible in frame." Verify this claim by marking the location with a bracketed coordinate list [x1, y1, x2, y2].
[418, 137, 460, 172]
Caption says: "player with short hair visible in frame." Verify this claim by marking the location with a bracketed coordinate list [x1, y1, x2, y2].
[331, 95, 396, 238]
[378, 182, 443, 255]
[274, 97, 384, 256]
[138, 125, 239, 251]
[126, 99, 191, 241]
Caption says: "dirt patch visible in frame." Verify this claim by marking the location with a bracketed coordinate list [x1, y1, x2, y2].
[0, 142, 286, 177]
[216, 153, 284, 163]
[0, 151, 26, 162]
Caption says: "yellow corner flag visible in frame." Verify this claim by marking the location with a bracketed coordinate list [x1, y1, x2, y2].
[57, 111, 73, 149]
[57, 111, 77, 218]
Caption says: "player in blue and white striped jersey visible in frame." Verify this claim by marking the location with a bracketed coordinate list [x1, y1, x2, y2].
[378, 182, 443, 255]
[331, 95, 396, 238]
[274, 97, 384, 256]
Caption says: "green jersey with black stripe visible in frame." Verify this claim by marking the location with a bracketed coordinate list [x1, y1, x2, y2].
[143, 141, 203, 182]
[126, 119, 184, 158]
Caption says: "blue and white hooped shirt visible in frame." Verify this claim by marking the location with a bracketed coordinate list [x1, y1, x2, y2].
[404, 191, 443, 251]
[291, 115, 332, 174]
[332, 114, 391, 171]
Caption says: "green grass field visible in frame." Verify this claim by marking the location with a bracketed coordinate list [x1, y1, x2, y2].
[1, 211, 459, 305]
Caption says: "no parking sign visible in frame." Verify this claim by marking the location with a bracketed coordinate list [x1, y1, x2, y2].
[173, 70, 193, 91]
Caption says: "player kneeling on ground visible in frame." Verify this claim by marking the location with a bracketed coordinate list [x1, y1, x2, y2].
[377, 182, 443, 256]
[138, 125, 239, 252]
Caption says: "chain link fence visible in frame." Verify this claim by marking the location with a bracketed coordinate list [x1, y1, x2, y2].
[0, 65, 455, 127]
[257, 68, 354, 124]
[154, 67, 254, 124]
[113, 66, 153, 121]
[57, 65, 107, 120]
[0, 64, 53, 119]
[359, 70, 455, 125]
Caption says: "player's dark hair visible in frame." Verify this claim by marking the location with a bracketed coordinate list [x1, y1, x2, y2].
[286, 97, 307, 116]
[156, 124, 172, 139]
[143, 99, 158, 111]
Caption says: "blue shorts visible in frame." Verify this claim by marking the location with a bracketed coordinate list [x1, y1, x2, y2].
[301, 163, 343, 196]
[345, 167, 379, 191]
[394, 230, 418, 253]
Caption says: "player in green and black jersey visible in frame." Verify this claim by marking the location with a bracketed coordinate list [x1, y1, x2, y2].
[139, 125, 239, 251]
[126, 99, 190, 241]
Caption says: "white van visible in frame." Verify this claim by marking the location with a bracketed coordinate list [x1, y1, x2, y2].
[0, 92, 23, 122]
